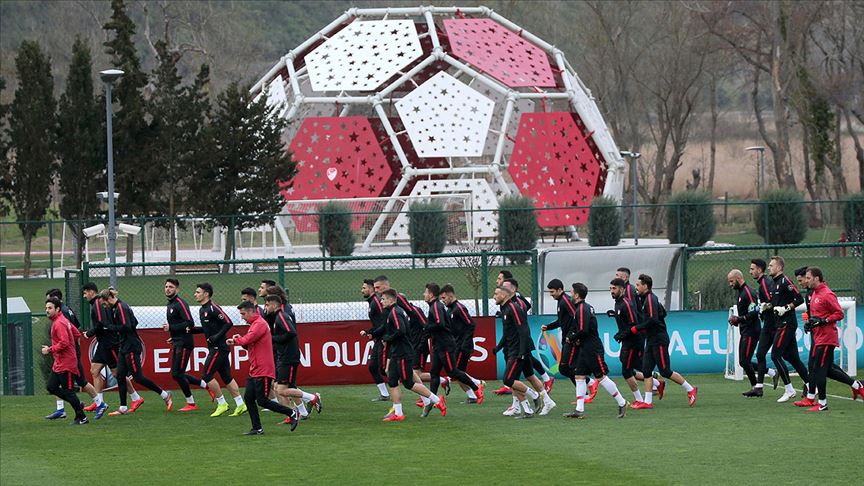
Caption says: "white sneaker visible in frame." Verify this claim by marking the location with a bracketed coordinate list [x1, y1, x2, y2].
[502, 405, 518, 416]
[777, 391, 796, 403]
[539, 399, 556, 416]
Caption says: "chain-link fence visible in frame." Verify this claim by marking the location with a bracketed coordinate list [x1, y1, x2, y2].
[2, 199, 855, 276]
[683, 242, 863, 310]
[74, 250, 538, 328]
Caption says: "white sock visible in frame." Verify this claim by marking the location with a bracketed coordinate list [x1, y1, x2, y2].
[130, 391, 141, 401]
[633, 389, 644, 402]
[575, 380, 587, 412]
[768, 368, 776, 377]
[185, 396, 195, 404]
[199, 380, 207, 388]
[393, 403, 403, 416]
[807, 393, 816, 400]
[421, 395, 431, 406]
[216, 395, 226, 405]
[645, 391, 653, 405]
[297, 402, 309, 416]
[470, 377, 481, 386]
[95, 394, 104, 406]
[818, 399, 827, 406]
[526, 387, 540, 400]
[521, 400, 534, 414]
[118, 405, 128, 412]
[654, 378, 662, 389]
[511, 396, 519, 408]
[541, 372, 551, 382]
[600, 377, 626, 406]
[160, 391, 169, 400]
[234, 395, 244, 406]
[428, 394, 440, 405]
[587, 377, 597, 387]
[853, 381, 862, 390]
[754, 383, 764, 388]
[466, 389, 477, 399]
[541, 390, 554, 405]
[377, 383, 390, 396]
[681, 381, 694, 393]
[56, 400, 64, 410]
[271, 398, 280, 404]
[301, 391, 315, 401]
[784, 383, 794, 394]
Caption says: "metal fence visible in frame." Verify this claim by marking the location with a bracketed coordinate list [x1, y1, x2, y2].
[70, 250, 538, 328]
[683, 242, 863, 310]
[1, 199, 854, 277]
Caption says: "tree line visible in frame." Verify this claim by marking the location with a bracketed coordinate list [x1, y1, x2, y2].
[0, 0, 296, 276]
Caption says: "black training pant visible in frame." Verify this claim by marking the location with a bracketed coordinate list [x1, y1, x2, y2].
[244, 376, 297, 430]
[429, 349, 477, 395]
[772, 325, 809, 386]
[117, 351, 163, 407]
[47, 371, 84, 418]
[755, 325, 774, 384]
[739, 334, 758, 386]
[171, 346, 202, 398]
[368, 340, 386, 384]
[559, 342, 579, 380]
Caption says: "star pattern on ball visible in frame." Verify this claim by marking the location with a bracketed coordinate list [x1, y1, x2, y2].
[369, 117, 449, 195]
[444, 18, 556, 88]
[305, 20, 424, 92]
[284, 116, 392, 231]
[509, 112, 604, 226]
[395, 71, 495, 157]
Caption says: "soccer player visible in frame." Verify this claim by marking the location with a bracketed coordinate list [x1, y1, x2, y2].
[498, 274, 554, 392]
[422, 283, 483, 416]
[749, 258, 779, 391]
[794, 267, 864, 410]
[494, 284, 545, 418]
[540, 279, 577, 407]
[81, 282, 137, 419]
[766, 256, 809, 402]
[42, 298, 88, 424]
[227, 301, 299, 435]
[101, 288, 173, 415]
[369, 289, 445, 422]
[726, 270, 762, 396]
[360, 278, 390, 401]
[264, 294, 322, 421]
[608, 278, 660, 403]
[565, 283, 628, 419]
[162, 279, 207, 412]
[191, 283, 246, 417]
[43, 289, 97, 419]
[614, 267, 638, 302]
[440, 284, 486, 404]
[626, 274, 698, 409]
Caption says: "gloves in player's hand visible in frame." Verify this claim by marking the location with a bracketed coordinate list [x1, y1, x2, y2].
[774, 306, 791, 317]
[728, 316, 741, 326]
[803, 322, 813, 333]
[759, 302, 773, 313]
[492, 344, 502, 354]
[807, 316, 828, 327]
[605, 310, 616, 318]
[613, 331, 627, 343]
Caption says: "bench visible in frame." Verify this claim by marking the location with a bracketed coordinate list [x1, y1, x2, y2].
[175, 264, 221, 274]
[539, 226, 573, 243]
[252, 260, 302, 272]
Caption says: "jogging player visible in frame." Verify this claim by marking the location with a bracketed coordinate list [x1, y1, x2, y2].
[42, 298, 88, 425]
[228, 301, 299, 435]
[766, 256, 809, 402]
[162, 279, 208, 412]
[727, 270, 762, 396]
[749, 259, 779, 392]
[609, 278, 659, 404]
[614, 267, 638, 302]
[361, 278, 390, 401]
[441, 284, 485, 403]
[540, 279, 577, 412]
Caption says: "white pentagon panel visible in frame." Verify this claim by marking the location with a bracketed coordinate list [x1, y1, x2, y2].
[394, 71, 495, 158]
[385, 179, 498, 241]
[305, 20, 424, 92]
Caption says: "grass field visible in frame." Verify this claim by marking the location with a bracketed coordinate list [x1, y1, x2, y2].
[1, 374, 861, 485]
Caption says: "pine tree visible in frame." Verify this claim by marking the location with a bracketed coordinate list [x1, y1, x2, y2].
[192, 81, 296, 270]
[57, 37, 104, 266]
[0, 77, 10, 217]
[6, 41, 57, 277]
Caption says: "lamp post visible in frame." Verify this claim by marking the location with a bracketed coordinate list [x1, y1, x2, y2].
[745, 146, 766, 197]
[100, 69, 124, 289]
[621, 151, 641, 245]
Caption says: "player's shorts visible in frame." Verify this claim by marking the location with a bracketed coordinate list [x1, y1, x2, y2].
[574, 347, 609, 378]
[387, 357, 415, 389]
[91, 340, 118, 369]
[642, 342, 672, 378]
[560, 342, 580, 369]
[619, 341, 643, 378]
[276, 362, 299, 387]
[201, 348, 233, 384]
[503, 355, 534, 387]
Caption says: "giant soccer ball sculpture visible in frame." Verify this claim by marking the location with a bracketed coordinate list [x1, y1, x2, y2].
[252, 5, 626, 250]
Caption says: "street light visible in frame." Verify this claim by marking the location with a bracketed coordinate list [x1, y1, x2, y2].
[620, 151, 641, 245]
[745, 146, 766, 197]
[100, 68, 124, 289]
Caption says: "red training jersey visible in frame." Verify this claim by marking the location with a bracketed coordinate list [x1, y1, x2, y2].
[48, 312, 79, 374]
[234, 314, 275, 379]
[809, 282, 844, 347]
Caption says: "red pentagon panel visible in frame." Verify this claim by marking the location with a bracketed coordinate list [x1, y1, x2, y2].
[443, 18, 556, 88]
[369, 117, 449, 196]
[509, 112, 604, 227]
[283, 116, 392, 232]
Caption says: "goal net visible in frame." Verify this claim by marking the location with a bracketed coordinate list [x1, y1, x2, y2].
[725, 298, 858, 380]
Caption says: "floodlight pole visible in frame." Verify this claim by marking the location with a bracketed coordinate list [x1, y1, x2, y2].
[101, 69, 124, 289]
[621, 151, 641, 245]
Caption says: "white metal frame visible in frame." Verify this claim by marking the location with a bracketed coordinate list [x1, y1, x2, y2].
[250, 5, 627, 251]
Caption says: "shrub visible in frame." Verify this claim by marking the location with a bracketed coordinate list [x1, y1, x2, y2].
[754, 189, 806, 244]
[408, 200, 447, 258]
[843, 191, 864, 242]
[588, 196, 622, 246]
[666, 191, 715, 246]
[317, 202, 355, 257]
[497, 195, 538, 264]
[690, 271, 737, 310]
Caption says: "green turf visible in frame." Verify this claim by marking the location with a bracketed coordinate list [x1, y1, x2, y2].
[1, 374, 861, 485]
